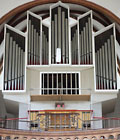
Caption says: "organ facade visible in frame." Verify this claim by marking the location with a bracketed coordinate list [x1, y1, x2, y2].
[2, 1, 119, 130]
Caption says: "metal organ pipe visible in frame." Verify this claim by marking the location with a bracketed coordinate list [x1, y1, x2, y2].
[33, 29, 36, 65]
[95, 53, 98, 89]
[83, 27, 86, 64]
[62, 12, 65, 64]
[58, 7, 61, 52]
[55, 14, 57, 64]
[31, 25, 34, 65]
[65, 18, 69, 64]
[4, 33, 9, 90]
[51, 21, 54, 64]
[110, 35, 116, 89]
[85, 22, 89, 64]
[28, 20, 31, 65]
[81, 31, 84, 64]
[12, 41, 15, 90]
[104, 42, 109, 89]
[102, 45, 106, 89]
[79, 34, 81, 65]
[88, 17, 92, 64]
[100, 48, 103, 89]
[15, 44, 18, 90]
[8, 37, 13, 90]
[107, 39, 112, 89]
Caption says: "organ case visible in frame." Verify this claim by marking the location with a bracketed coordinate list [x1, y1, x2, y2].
[3, 25, 26, 91]
[94, 24, 117, 90]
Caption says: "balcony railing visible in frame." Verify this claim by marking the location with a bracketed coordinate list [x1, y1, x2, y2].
[1, 116, 120, 132]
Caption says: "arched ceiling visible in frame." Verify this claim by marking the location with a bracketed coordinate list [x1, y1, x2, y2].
[0, 0, 120, 46]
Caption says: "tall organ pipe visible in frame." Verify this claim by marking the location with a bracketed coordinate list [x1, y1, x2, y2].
[79, 34, 81, 65]
[36, 32, 39, 65]
[58, 7, 61, 53]
[51, 21, 55, 64]
[28, 20, 31, 65]
[4, 33, 9, 90]
[105, 42, 109, 89]
[31, 25, 34, 65]
[102, 45, 106, 89]
[86, 22, 89, 64]
[110, 35, 116, 89]
[65, 18, 69, 64]
[12, 41, 15, 90]
[55, 14, 57, 64]
[107, 39, 112, 89]
[88, 17, 92, 64]
[15, 44, 18, 90]
[95, 53, 98, 89]
[8, 37, 13, 90]
[81, 31, 84, 64]
[33, 29, 36, 65]
[62, 12, 65, 64]
[83, 27, 86, 64]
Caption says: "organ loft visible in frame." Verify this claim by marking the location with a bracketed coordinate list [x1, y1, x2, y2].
[2, 1, 119, 131]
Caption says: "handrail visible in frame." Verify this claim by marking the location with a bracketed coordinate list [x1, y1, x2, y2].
[93, 116, 120, 120]
[0, 117, 28, 121]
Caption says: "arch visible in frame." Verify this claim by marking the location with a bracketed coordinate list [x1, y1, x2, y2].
[0, 0, 120, 45]
[75, 137, 79, 140]
[23, 137, 28, 140]
[108, 135, 114, 139]
[117, 134, 120, 140]
[40, 138, 45, 140]
[5, 136, 11, 140]
[0, 0, 120, 25]
[100, 136, 105, 139]
[83, 138, 89, 140]
[91, 136, 97, 140]
[14, 137, 19, 139]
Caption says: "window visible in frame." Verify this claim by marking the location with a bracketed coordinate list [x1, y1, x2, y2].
[41, 72, 79, 95]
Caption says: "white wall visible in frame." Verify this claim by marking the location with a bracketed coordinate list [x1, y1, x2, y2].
[19, 103, 29, 130]
[87, 0, 120, 18]
[81, 68, 94, 94]
[26, 69, 40, 94]
[30, 101, 91, 110]
[92, 102, 102, 129]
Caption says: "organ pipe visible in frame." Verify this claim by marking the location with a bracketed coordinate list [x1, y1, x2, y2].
[62, 11, 65, 64]
[27, 13, 41, 65]
[4, 26, 25, 91]
[95, 26, 117, 90]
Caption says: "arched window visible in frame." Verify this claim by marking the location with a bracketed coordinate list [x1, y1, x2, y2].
[108, 135, 114, 139]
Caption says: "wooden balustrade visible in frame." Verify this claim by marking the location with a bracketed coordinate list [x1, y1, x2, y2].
[0, 127, 120, 140]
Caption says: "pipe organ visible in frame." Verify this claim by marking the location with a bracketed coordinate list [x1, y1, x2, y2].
[71, 25, 78, 65]
[27, 12, 41, 65]
[4, 26, 25, 90]
[42, 25, 49, 65]
[51, 5, 69, 64]
[95, 26, 117, 90]
[3, 2, 118, 92]
[78, 13, 93, 65]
